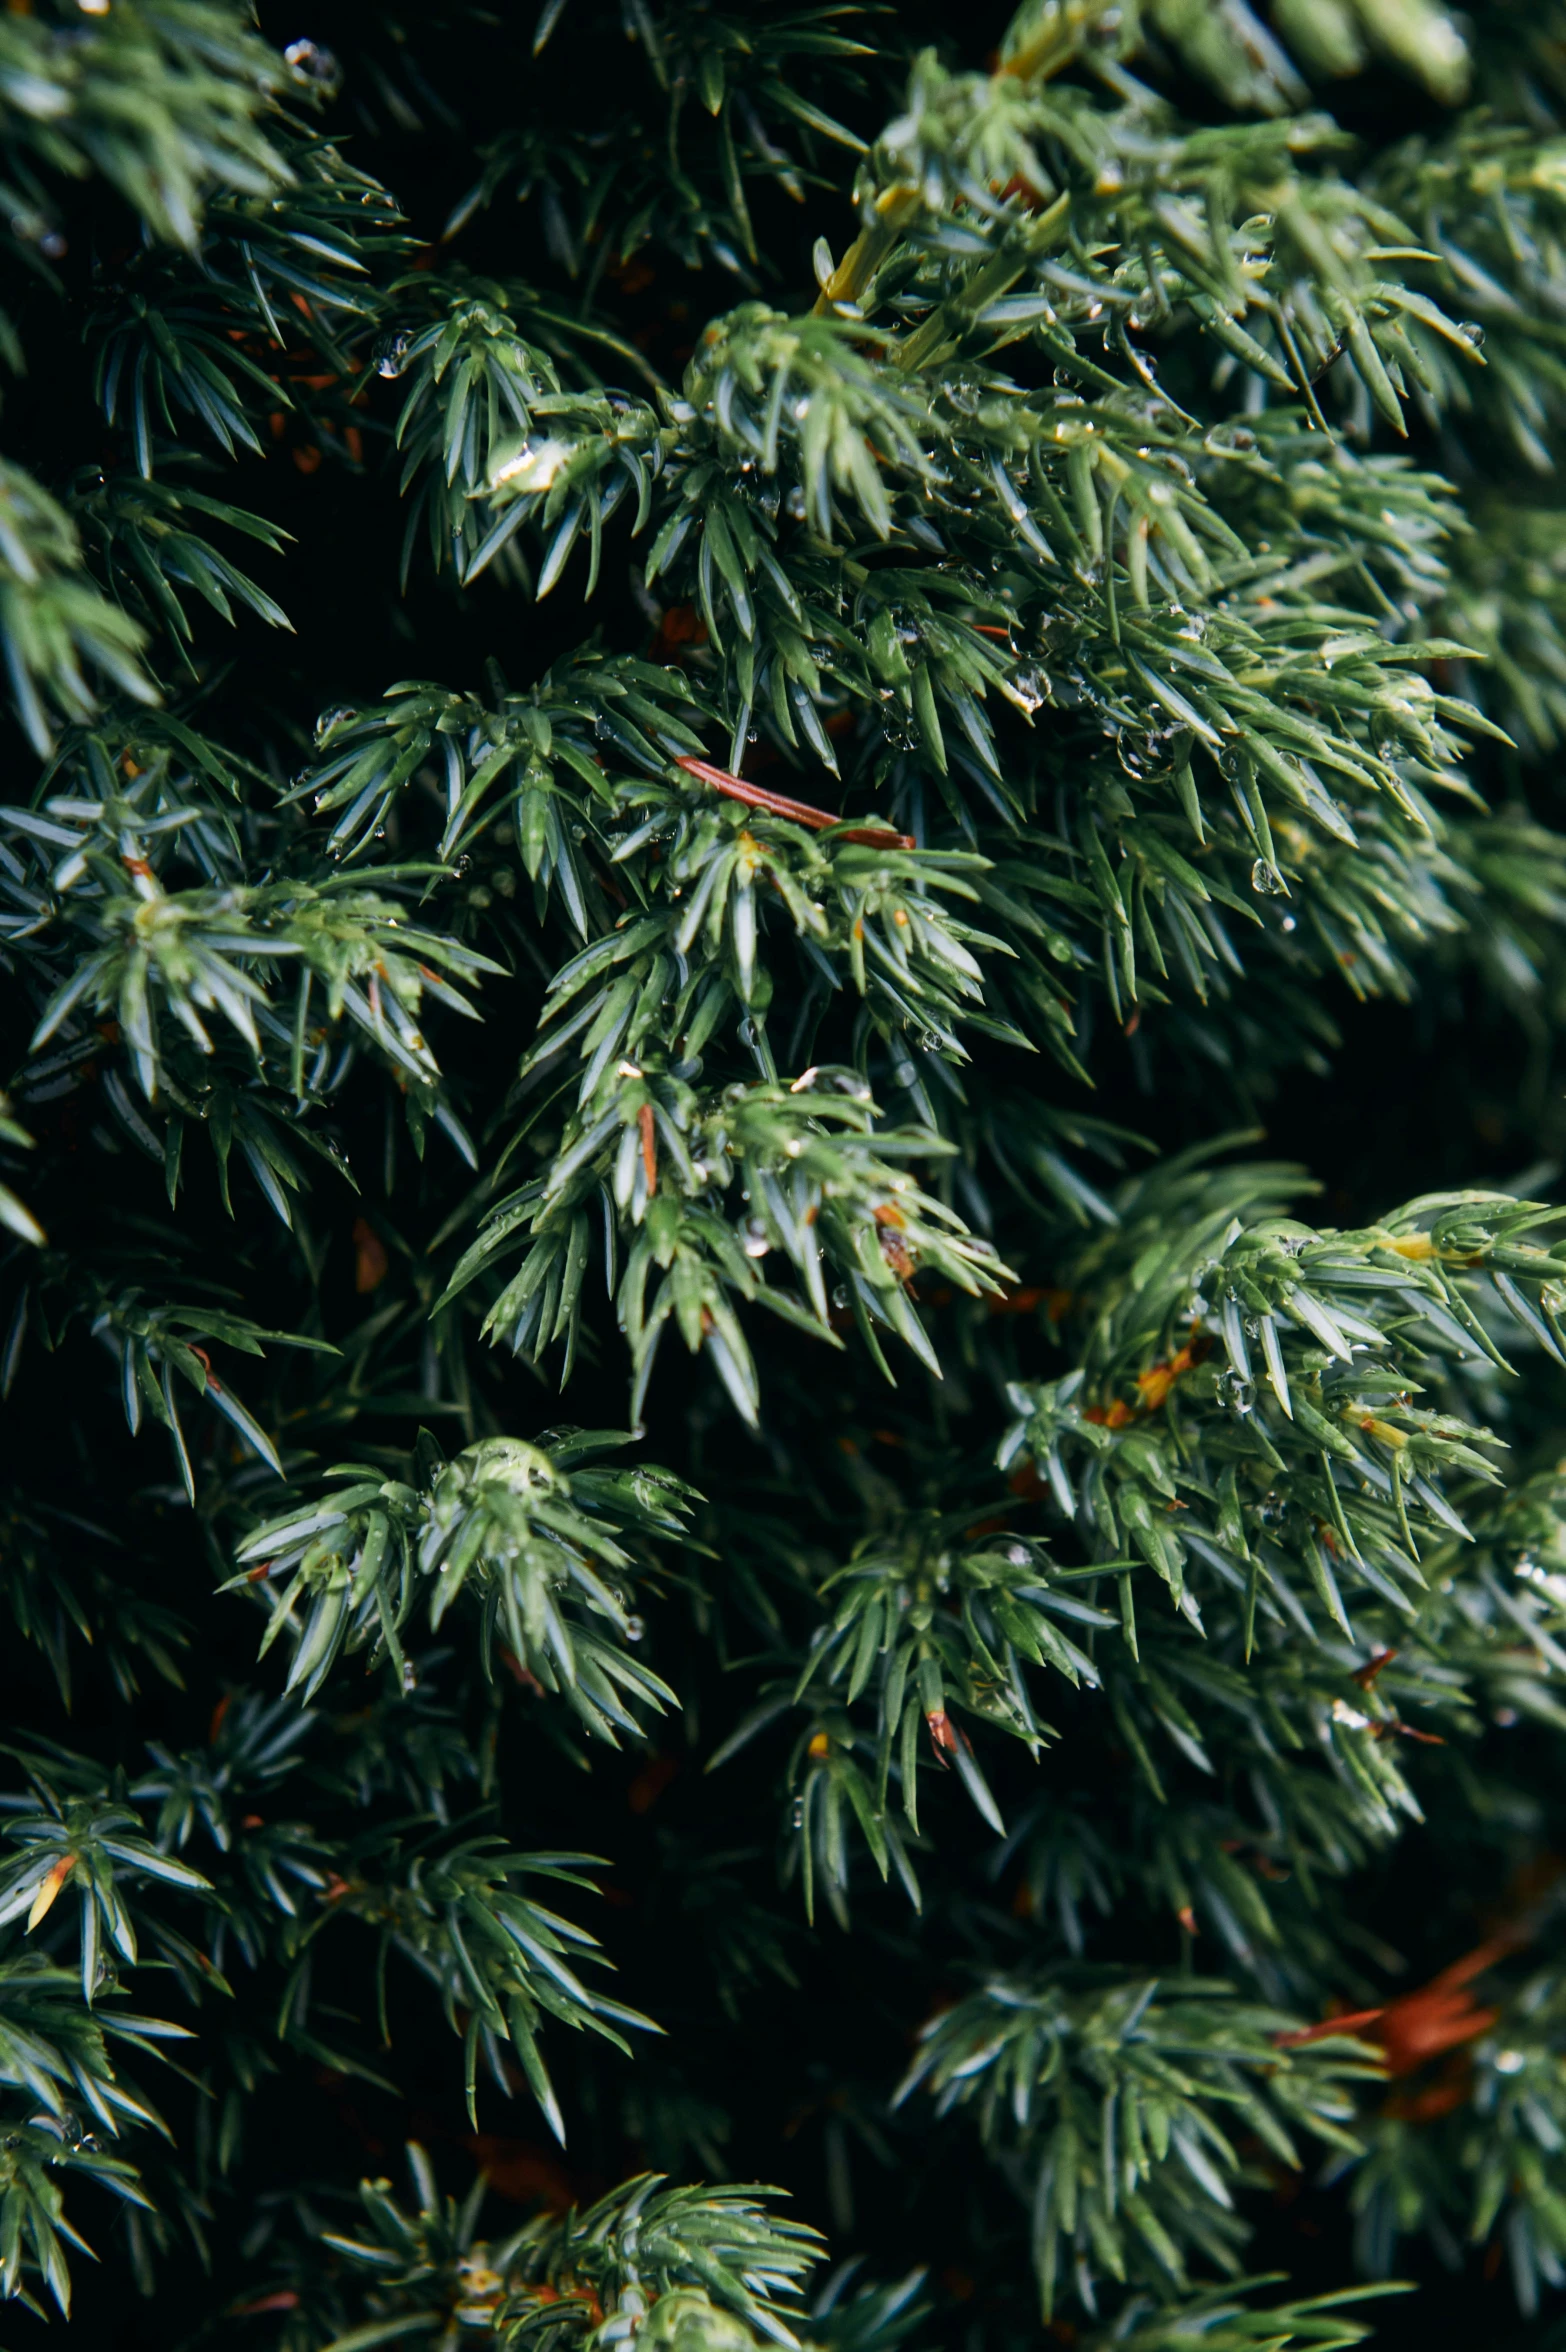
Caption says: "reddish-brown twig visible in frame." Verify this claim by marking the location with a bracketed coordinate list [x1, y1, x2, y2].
[1273, 1933, 1523, 2067]
[673, 754, 914, 850]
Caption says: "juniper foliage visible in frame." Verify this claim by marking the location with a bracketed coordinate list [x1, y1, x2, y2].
[7, 4, 1566, 2351]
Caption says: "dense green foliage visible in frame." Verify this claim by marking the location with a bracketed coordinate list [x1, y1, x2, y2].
[11, 3, 1566, 2349]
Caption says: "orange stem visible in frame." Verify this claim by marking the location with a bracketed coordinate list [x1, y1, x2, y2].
[673, 755, 914, 850]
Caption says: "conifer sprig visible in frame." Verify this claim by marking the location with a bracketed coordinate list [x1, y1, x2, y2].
[7, 0, 1566, 2344]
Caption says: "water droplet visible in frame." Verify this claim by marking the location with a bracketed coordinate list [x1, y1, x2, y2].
[742, 1221, 770, 1258]
[791, 1798, 805, 1829]
[1280, 913, 1297, 933]
[1458, 320, 1485, 350]
[1009, 665, 1048, 714]
[283, 37, 342, 96]
[1118, 731, 1159, 779]
[491, 435, 568, 492]
[1217, 1369, 1255, 1414]
[831, 1285, 849, 1309]
[314, 705, 360, 745]
[1250, 858, 1286, 896]
[374, 329, 413, 379]
[624, 1614, 645, 1643]
[401, 1661, 418, 1693]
